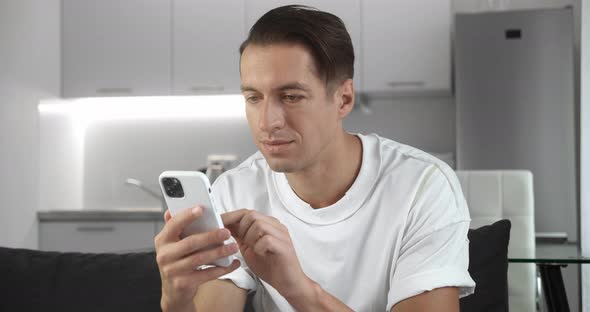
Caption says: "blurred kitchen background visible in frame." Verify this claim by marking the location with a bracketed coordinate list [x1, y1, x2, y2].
[1, 0, 589, 311]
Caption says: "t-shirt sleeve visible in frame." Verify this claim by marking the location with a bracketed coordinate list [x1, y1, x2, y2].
[210, 174, 258, 292]
[387, 165, 476, 310]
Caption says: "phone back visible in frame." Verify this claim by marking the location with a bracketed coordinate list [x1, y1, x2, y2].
[159, 171, 232, 267]
[159, 171, 223, 239]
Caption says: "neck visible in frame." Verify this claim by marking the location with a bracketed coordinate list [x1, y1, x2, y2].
[285, 132, 362, 209]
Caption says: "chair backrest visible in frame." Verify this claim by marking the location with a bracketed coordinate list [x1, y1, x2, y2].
[456, 170, 535, 312]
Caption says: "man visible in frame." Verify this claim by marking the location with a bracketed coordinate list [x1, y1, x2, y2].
[155, 5, 475, 312]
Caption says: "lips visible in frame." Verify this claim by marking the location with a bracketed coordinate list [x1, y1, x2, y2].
[261, 140, 294, 153]
[262, 140, 292, 145]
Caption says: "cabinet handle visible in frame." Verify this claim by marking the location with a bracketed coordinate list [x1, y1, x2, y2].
[76, 226, 115, 232]
[386, 81, 425, 88]
[189, 85, 225, 92]
[96, 87, 133, 94]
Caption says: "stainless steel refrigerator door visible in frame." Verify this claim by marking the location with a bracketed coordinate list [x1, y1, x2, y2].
[455, 8, 576, 241]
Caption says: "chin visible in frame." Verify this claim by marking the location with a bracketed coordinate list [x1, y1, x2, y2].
[265, 156, 299, 173]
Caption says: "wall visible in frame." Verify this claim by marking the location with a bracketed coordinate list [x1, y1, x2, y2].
[344, 95, 456, 155]
[82, 115, 257, 211]
[581, 0, 590, 310]
[0, 0, 61, 248]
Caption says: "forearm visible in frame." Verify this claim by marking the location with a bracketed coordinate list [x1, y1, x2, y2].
[195, 280, 247, 312]
[161, 296, 196, 312]
[284, 278, 354, 312]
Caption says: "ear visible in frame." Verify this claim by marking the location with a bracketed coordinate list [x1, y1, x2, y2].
[335, 79, 355, 119]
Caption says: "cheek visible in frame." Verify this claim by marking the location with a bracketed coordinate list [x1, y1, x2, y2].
[245, 106, 258, 130]
[308, 105, 339, 145]
[288, 110, 328, 144]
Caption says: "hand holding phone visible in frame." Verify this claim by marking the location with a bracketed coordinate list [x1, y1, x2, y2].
[158, 171, 234, 267]
[154, 202, 241, 312]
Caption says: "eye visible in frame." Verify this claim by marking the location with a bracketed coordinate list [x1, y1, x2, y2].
[283, 94, 303, 103]
[245, 94, 261, 104]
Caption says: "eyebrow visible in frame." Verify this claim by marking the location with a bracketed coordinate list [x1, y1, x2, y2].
[240, 82, 311, 93]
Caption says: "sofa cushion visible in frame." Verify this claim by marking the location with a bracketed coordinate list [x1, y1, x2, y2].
[0, 248, 161, 312]
[460, 219, 511, 312]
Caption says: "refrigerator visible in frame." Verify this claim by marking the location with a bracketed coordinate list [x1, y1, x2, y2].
[455, 7, 576, 242]
[454, 7, 576, 312]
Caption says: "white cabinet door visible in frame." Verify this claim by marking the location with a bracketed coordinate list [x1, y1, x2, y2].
[245, 1, 362, 91]
[362, 0, 451, 93]
[39, 221, 156, 253]
[62, 0, 171, 97]
[173, 0, 245, 95]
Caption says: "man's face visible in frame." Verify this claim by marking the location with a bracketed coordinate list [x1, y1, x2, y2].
[240, 43, 342, 173]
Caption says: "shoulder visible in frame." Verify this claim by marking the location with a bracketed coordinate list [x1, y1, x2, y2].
[368, 133, 460, 191]
[210, 151, 270, 197]
[367, 133, 452, 174]
[362, 133, 469, 222]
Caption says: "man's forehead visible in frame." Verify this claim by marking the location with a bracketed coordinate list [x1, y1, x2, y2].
[240, 81, 312, 93]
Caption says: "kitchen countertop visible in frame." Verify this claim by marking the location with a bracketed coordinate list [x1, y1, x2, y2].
[38, 209, 165, 222]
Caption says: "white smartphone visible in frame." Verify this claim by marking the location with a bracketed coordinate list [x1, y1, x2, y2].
[158, 170, 233, 267]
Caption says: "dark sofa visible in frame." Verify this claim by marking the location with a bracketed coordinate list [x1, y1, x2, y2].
[0, 220, 510, 312]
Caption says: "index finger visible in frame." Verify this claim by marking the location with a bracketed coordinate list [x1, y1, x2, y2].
[160, 206, 203, 242]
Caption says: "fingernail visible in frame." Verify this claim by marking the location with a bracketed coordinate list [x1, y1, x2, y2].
[226, 243, 238, 253]
[192, 206, 202, 215]
[218, 229, 229, 239]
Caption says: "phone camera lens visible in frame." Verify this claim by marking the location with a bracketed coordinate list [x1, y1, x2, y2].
[162, 177, 184, 198]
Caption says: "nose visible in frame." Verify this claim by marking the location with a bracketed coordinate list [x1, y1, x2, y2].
[258, 98, 285, 132]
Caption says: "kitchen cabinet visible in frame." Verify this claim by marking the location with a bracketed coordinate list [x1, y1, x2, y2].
[361, 0, 452, 94]
[245, 0, 363, 91]
[38, 210, 165, 253]
[62, 0, 171, 97]
[62, 0, 244, 97]
[62, 0, 452, 98]
[39, 221, 157, 253]
[173, 0, 245, 95]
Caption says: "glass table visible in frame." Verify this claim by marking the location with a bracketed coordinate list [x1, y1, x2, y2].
[509, 243, 590, 312]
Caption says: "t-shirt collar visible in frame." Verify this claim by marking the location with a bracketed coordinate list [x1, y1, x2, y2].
[271, 133, 381, 225]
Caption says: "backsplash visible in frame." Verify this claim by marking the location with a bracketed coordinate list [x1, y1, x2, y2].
[39, 94, 455, 211]
[83, 118, 256, 210]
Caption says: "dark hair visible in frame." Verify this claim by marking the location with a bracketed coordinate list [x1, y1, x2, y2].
[239, 5, 354, 92]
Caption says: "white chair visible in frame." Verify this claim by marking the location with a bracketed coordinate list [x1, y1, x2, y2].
[456, 170, 536, 312]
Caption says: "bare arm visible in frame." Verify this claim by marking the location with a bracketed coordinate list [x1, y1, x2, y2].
[194, 279, 247, 312]
[284, 278, 353, 312]
[392, 287, 459, 312]
[284, 277, 460, 312]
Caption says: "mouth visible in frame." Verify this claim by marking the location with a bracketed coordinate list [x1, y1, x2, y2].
[260, 140, 294, 153]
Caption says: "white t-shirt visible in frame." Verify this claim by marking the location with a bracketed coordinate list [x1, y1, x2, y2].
[212, 133, 475, 312]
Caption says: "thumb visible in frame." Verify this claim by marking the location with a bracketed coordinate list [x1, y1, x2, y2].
[227, 223, 244, 244]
